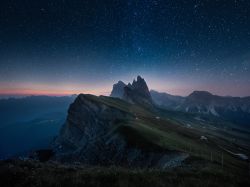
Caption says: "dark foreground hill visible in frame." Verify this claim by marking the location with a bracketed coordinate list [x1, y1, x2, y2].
[0, 159, 250, 187]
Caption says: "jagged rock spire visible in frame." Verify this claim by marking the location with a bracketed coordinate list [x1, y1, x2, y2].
[110, 75, 153, 107]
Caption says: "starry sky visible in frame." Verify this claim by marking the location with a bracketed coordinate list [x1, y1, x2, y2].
[0, 0, 250, 97]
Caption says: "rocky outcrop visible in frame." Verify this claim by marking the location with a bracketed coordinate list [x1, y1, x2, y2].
[123, 76, 153, 106]
[110, 76, 153, 107]
[53, 94, 132, 162]
[110, 81, 126, 99]
[53, 94, 187, 168]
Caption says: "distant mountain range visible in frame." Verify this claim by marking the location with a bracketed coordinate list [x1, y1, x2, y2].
[0, 95, 76, 127]
[150, 90, 185, 109]
[110, 76, 250, 127]
[150, 90, 250, 126]
[0, 95, 76, 159]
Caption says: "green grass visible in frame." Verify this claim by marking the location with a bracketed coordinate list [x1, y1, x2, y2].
[1, 94, 250, 186]
[80, 94, 250, 175]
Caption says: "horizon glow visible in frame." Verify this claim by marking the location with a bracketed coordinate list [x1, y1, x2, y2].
[0, 0, 250, 97]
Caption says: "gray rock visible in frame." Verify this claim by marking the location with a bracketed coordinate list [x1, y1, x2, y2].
[110, 75, 154, 107]
[110, 81, 126, 99]
[53, 94, 187, 168]
[123, 76, 153, 107]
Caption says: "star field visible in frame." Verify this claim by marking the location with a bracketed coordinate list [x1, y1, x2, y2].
[0, 0, 250, 96]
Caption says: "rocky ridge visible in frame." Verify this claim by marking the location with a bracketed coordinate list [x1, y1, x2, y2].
[110, 76, 153, 107]
[53, 94, 187, 168]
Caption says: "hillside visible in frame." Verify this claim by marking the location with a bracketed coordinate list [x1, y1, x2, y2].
[53, 93, 250, 174]
[1, 77, 250, 186]
[1, 93, 250, 186]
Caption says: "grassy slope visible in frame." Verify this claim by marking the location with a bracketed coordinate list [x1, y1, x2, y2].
[1, 94, 249, 186]
[83, 95, 250, 176]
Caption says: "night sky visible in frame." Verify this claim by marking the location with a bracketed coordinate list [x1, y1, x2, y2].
[0, 0, 250, 97]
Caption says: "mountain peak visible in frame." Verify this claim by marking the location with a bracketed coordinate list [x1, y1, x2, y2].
[192, 90, 212, 95]
[131, 75, 148, 91]
[137, 75, 143, 81]
[110, 76, 153, 107]
[123, 76, 153, 106]
[117, 80, 125, 85]
[110, 81, 126, 98]
[188, 91, 213, 98]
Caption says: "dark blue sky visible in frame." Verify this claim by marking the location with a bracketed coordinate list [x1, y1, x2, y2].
[0, 0, 250, 96]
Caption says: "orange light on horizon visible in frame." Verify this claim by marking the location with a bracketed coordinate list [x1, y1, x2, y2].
[0, 88, 110, 97]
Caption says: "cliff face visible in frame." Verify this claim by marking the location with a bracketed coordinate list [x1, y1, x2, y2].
[53, 94, 187, 168]
[53, 94, 131, 163]
[110, 76, 154, 107]
[123, 76, 153, 106]
[110, 81, 126, 99]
